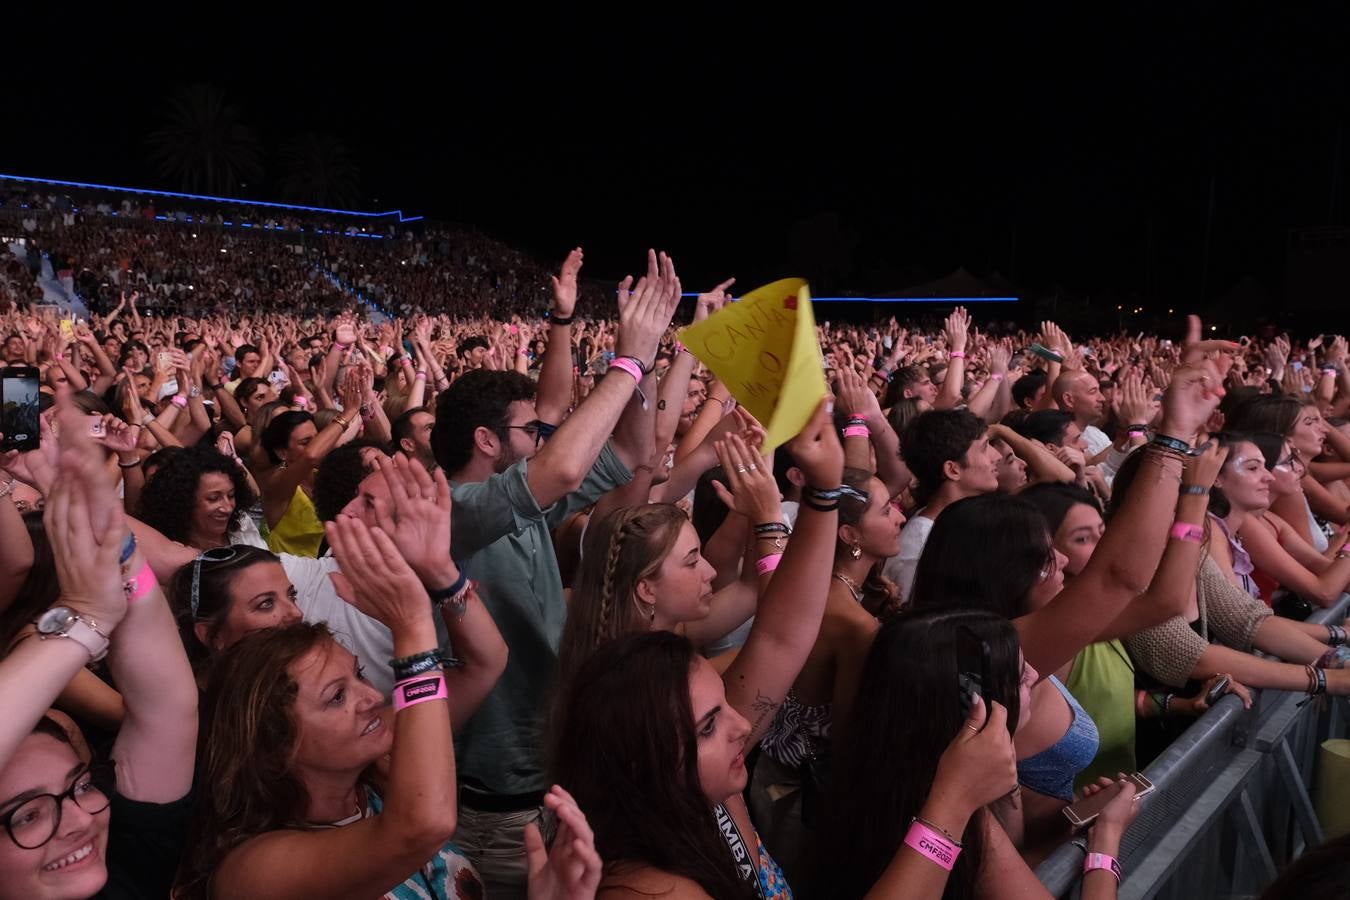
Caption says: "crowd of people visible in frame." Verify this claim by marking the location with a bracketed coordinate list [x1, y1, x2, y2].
[0, 200, 1349, 900]
[2, 186, 591, 318]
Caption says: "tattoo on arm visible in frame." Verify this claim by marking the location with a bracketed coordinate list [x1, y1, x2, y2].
[748, 689, 782, 734]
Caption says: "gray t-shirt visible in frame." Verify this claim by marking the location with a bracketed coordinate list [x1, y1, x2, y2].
[451, 442, 632, 795]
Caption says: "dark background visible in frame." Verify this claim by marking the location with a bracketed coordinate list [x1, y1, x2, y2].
[7, 6, 1350, 324]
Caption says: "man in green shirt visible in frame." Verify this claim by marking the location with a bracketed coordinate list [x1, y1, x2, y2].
[432, 253, 681, 898]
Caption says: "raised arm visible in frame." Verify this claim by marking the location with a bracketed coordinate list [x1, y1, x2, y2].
[1094, 444, 1226, 639]
[370, 455, 508, 728]
[932, 307, 969, 411]
[525, 249, 680, 508]
[1016, 356, 1223, 677]
[217, 515, 458, 899]
[724, 402, 843, 747]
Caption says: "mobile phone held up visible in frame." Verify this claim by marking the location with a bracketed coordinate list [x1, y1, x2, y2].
[0, 367, 41, 452]
[1062, 773, 1155, 828]
[1204, 675, 1231, 706]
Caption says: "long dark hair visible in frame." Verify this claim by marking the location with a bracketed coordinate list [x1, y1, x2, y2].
[176, 623, 334, 900]
[909, 493, 1054, 618]
[550, 632, 757, 899]
[827, 608, 1022, 899]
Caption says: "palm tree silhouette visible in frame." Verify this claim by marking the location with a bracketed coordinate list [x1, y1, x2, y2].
[278, 133, 362, 208]
[147, 84, 263, 196]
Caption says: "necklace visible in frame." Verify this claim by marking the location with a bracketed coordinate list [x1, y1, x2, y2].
[831, 572, 863, 604]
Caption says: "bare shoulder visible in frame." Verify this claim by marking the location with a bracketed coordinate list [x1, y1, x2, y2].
[600, 865, 714, 899]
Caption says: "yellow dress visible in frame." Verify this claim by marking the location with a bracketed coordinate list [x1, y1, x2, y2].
[267, 486, 324, 558]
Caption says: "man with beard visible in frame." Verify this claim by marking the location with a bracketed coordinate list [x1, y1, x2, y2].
[428, 250, 681, 899]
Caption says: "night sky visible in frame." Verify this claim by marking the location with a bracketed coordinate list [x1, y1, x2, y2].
[8, 7, 1350, 309]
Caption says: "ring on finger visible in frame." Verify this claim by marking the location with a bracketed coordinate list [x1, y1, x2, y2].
[747, 463, 758, 472]
[736, 465, 748, 474]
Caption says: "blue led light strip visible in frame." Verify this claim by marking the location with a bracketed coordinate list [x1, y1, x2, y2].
[0, 173, 425, 223]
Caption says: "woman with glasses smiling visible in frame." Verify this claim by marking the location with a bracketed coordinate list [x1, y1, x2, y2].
[0, 404, 196, 900]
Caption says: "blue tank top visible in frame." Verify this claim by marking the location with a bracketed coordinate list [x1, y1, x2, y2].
[1016, 676, 1100, 801]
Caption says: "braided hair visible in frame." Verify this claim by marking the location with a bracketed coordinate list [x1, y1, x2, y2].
[557, 504, 688, 685]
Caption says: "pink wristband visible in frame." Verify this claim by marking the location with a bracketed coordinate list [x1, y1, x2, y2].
[608, 357, 644, 383]
[415, 371, 428, 381]
[293, 395, 309, 409]
[843, 425, 870, 438]
[756, 553, 783, 575]
[393, 673, 448, 711]
[518, 348, 530, 356]
[123, 561, 157, 604]
[904, 821, 960, 870]
[170, 394, 187, 408]
[1083, 852, 1121, 883]
[1169, 522, 1204, 544]
[949, 350, 966, 359]
[989, 372, 1004, 382]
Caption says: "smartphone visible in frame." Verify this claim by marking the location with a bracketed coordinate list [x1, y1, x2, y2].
[1205, 676, 1232, 706]
[1063, 773, 1156, 827]
[956, 626, 998, 730]
[158, 351, 173, 371]
[0, 366, 40, 452]
[60, 319, 75, 341]
[89, 417, 105, 438]
[1030, 343, 1064, 363]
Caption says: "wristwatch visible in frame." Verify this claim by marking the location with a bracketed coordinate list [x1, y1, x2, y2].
[35, 607, 110, 664]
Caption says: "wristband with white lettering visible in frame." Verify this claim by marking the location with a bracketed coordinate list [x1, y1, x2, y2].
[393, 672, 449, 712]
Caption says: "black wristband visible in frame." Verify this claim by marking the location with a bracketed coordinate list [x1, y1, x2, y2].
[802, 486, 843, 512]
[1180, 485, 1210, 496]
[1151, 433, 1199, 457]
[427, 570, 469, 606]
[548, 312, 574, 326]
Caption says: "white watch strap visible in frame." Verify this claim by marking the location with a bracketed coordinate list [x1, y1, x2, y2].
[48, 617, 110, 663]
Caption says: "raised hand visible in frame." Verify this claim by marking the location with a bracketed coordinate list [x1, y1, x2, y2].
[366, 455, 458, 588]
[525, 786, 602, 900]
[694, 277, 735, 323]
[786, 399, 845, 489]
[1182, 440, 1229, 491]
[550, 247, 584, 319]
[1113, 372, 1153, 427]
[614, 249, 681, 368]
[324, 515, 431, 632]
[944, 306, 970, 354]
[834, 366, 881, 421]
[928, 697, 1019, 821]
[1159, 358, 1224, 443]
[44, 403, 128, 629]
[710, 434, 782, 524]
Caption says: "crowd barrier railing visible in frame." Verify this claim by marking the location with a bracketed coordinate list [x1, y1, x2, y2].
[1036, 593, 1350, 899]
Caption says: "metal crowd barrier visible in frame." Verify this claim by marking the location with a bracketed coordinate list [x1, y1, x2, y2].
[1036, 593, 1350, 900]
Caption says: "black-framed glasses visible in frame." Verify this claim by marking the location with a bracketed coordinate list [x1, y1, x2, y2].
[1, 765, 112, 850]
[501, 420, 548, 448]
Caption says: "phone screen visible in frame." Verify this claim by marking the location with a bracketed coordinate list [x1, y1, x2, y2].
[0, 368, 41, 452]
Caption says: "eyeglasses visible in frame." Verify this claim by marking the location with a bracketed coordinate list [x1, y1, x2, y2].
[190, 546, 245, 618]
[1, 765, 111, 850]
[501, 420, 549, 448]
